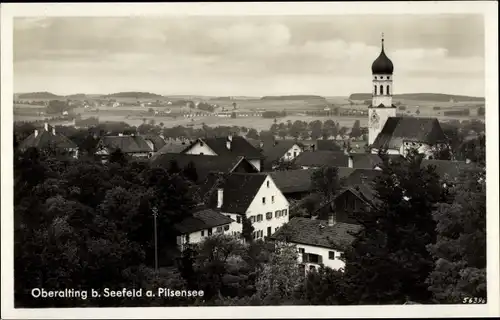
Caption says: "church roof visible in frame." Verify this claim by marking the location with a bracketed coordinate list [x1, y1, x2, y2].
[371, 117, 447, 150]
[371, 38, 394, 75]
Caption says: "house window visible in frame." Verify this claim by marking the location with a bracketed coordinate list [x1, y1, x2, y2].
[236, 216, 241, 223]
[271, 196, 275, 203]
[216, 226, 223, 233]
[201, 230, 205, 237]
[250, 216, 255, 223]
[380, 85, 384, 95]
[283, 209, 288, 216]
[224, 225, 229, 231]
[329, 251, 336, 260]
[266, 212, 273, 220]
[267, 181, 270, 188]
[257, 214, 263, 222]
[287, 152, 291, 156]
[208, 228, 212, 236]
[262, 197, 266, 204]
[299, 248, 305, 254]
[252, 232, 256, 239]
[386, 85, 390, 95]
[275, 210, 280, 218]
[200, 152, 204, 155]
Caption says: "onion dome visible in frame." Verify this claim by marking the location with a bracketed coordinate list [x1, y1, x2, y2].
[371, 35, 394, 75]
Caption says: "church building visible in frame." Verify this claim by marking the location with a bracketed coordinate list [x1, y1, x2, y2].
[367, 35, 447, 159]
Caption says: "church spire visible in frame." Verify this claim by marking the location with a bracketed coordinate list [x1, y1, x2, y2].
[381, 32, 385, 51]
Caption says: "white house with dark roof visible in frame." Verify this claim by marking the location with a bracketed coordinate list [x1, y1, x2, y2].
[261, 140, 303, 170]
[182, 136, 264, 171]
[200, 172, 290, 241]
[174, 208, 234, 251]
[271, 217, 362, 274]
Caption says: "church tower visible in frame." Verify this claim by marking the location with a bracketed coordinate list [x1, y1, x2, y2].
[368, 34, 397, 145]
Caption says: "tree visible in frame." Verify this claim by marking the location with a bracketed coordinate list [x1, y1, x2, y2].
[426, 168, 486, 303]
[311, 166, 341, 205]
[246, 128, 259, 140]
[109, 149, 128, 166]
[350, 120, 362, 139]
[278, 130, 287, 140]
[182, 161, 198, 183]
[241, 215, 254, 243]
[343, 150, 444, 304]
[297, 266, 347, 305]
[168, 160, 181, 174]
[253, 242, 302, 305]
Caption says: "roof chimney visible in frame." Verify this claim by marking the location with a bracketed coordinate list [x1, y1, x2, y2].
[348, 155, 354, 168]
[228, 135, 233, 142]
[52, 126, 56, 135]
[328, 212, 335, 226]
[226, 138, 231, 150]
[44, 122, 49, 131]
[34, 129, 39, 138]
[217, 188, 224, 208]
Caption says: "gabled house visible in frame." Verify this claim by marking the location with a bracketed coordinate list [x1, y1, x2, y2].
[371, 117, 447, 159]
[271, 217, 362, 273]
[261, 140, 303, 170]
[293, 151, 349, 169]
[18, 123, 79, 158]
[182, 136, 264, 171]
[150, 139, 191, 161]
[174, 208, 234, 251]
[200, 172, 290, 240]
[95, 134, 153, 161]
[151, 153, 259, 184]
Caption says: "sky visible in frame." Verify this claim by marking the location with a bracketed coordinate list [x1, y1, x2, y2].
[13, 15, 485, 97]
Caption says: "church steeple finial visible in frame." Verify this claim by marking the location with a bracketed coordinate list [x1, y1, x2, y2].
[381, 32, 385, 51]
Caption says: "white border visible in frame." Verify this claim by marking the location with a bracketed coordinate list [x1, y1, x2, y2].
[1, 2, 499, 319]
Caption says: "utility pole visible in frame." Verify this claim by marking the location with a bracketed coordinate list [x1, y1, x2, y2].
[152, 206, 159, 275]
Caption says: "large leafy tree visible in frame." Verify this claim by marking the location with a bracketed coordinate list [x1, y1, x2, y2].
[426, 168, 486, 303]
[342, 150, 445, 304]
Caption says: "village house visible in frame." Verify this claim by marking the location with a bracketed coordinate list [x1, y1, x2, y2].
[182, 136, 264, 171]
[347, 153, 405, 169]
[200, 172, 290, 240]
[95, 134, 153, 161]
[271, 217, 362, 274]
[150, 153, 259, 184]
[18, 123, 79, 158]
[261, 140, 304, 170]
[174, 208, 234, 251]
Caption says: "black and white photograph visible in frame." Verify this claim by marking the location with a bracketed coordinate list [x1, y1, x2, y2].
[1, 2, 498, 319]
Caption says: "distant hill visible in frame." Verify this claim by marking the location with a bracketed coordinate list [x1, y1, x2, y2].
[17, 92, 62, 100]
[104, 92, 164, 99]
[65, 93, 88, 99]
[349, 93, 485, 102]
[261, 95, 327, 101]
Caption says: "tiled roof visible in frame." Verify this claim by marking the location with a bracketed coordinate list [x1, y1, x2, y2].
[143, 135, 166, 152]
[421, 159, 480, 180]
[349, 153, 405, 169]
[271, 217, 362, 250]
[372, 117, 446, 150]
[152, 140, 191, 158]
[294, 151, 349, 168]
[151, 153, 254, 183]
[343, 168, 383, 186]
[18, 128, 78, 150]
[344, 184, 378, 204]
[174, 208, 234, 234]
[191, 136, 263, 159]
[269, 169, 316, 194]
[200, 172, 267, 214]
[316, 139, 342, 151]
[98, 135, 153, 153]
